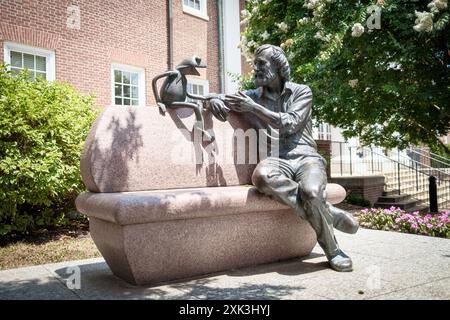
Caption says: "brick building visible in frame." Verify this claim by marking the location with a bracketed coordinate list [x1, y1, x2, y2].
[0, 0, 244, 107]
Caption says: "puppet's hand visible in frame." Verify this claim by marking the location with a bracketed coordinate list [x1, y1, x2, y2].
[208, 98, 230, 122]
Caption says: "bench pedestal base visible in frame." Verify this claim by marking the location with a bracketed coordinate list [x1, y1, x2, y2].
[89, 210, 316, 286]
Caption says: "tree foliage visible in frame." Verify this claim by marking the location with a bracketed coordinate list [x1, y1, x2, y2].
[241, 0, 450, 153]
[0, 65, 98, 236]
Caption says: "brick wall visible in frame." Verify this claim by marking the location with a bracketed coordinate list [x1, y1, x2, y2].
[0, 0, 219, 107]
[206, 0, 220, 93]
[330, 176, 386, 206]
[316, 139, 331, 179]
[239, 0, 252, 77]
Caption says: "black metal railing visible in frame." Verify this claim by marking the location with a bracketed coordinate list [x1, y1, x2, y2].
[406, 147, 450, 170]
[330, 141, 450, 212]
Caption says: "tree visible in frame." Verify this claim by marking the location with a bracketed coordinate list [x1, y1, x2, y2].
[240, 0, 450, 154]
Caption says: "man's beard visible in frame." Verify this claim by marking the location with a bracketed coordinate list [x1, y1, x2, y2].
[255, 69, 277, 86]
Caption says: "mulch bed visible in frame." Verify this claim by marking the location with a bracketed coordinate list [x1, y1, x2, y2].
[0, 219, 90, 247]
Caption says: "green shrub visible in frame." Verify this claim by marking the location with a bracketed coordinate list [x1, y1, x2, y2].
[344, 193, 371, 208]
[0, 65, 98, 236]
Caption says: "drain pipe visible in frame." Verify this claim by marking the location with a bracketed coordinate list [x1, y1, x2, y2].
[216, 0, 225, 92]
[167, 0, 174, 69]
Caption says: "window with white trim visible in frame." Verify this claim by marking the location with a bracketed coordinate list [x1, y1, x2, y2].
[186, 78, 209, 103]
[182, 0, 208, 20]
[3, 42, 55, 81]
[111, 64, 145, 106]
[184, 0, 201, 10]
[318, 122, 332, 141]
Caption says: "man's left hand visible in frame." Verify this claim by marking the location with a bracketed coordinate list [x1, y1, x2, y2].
[225, 91, 256, 113]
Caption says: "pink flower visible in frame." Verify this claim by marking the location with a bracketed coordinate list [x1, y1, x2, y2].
[411, 223, 418, 230]
[426, 223, 433, 229]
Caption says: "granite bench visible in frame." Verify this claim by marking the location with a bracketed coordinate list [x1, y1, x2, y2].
[75, 106, 346, 285]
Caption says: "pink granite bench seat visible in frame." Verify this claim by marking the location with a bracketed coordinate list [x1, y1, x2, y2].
[76, 106, 346, 285]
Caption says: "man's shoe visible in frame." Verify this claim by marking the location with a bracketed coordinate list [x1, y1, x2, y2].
[328, 204, 359, 234]
[328, 250, 353, 272]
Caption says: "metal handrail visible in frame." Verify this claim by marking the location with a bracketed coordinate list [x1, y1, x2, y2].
[358, 147, 430, 176]
[329, 141, 450, 211]
[329, 140, 450, 166]
[333, 143, 449, 181]
[387, 149, 450, 181]
[429, 150, 450, 164]
[406, 148, 450, 167]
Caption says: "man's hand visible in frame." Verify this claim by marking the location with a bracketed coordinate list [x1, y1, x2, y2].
[225, 91, 257, 113]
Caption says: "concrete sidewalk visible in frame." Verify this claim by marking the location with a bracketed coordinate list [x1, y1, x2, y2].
[0, 228, 449, 300]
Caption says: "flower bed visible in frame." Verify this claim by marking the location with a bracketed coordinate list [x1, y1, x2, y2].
[358, 207, 449, 239]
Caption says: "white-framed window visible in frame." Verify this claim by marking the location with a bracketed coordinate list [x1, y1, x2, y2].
[318, 122, 332, 141]
[3, 42, 55, 81]
[111, 64, 145, 106]
[186, 77, 209, 103]
[182, 0, 209, 21]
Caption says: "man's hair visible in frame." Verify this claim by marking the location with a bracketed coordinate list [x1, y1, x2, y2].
[255, 44, 290, 82]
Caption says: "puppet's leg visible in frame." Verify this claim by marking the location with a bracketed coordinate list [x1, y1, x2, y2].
[169, 102, 214, 142]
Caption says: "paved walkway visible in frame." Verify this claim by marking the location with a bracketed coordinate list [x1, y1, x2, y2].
[0, 228, 449, 300]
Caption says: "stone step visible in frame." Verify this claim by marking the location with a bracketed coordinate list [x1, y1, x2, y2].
[382, 190, 400, 196]
[405, 205, 430, 214]
[396, 198, 447, 209]
[373, 203, 429, 214]
[377, 194, 411, 203]
[385, 187, 448, 197]
[383, 194, 448, 206]
[374, 198, 419, 210]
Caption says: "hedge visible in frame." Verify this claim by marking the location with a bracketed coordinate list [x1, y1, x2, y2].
[0, 65, 98, 236]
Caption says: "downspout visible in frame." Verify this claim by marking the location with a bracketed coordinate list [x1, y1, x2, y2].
[167, 0, 174, 69]
[216, 0, 225, 92]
